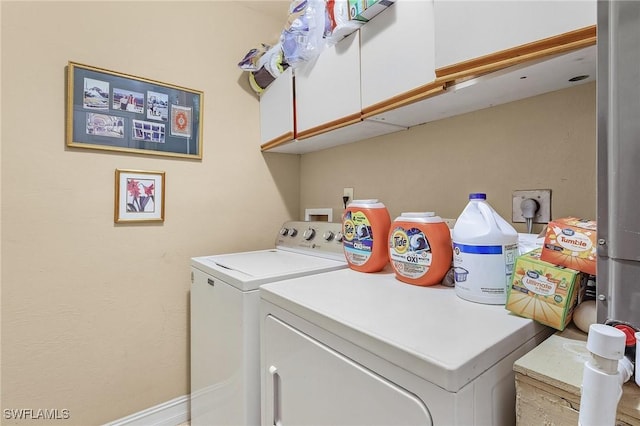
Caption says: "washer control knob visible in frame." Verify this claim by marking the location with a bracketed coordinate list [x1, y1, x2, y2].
[323, 231, 335, 241]
[335, 232, 344, 242]
[303, 228, 316, 241]
[279, 228, 289, 237]
[289, 228, 298, 237]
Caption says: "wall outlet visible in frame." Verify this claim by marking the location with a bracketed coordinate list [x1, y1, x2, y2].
[343, 187, 354, 203]
[512, 189, 551, 223]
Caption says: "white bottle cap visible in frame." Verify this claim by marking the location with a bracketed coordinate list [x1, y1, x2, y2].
[401, 212, 435, 218]
[396, 212, 444, 224]
[348, 199, 386, 209]
[586, 324, 626, 360]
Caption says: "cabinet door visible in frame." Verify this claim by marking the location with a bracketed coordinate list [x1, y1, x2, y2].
[295, 30, 362, 139]
[434, 0, 596, 72]
[367, 44, 595, 128]
[260, 67, 294, 149]
[360, 0, 437, 112]
[262, 315, 433, 426]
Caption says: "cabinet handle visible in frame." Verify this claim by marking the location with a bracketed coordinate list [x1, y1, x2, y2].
[269, 365, 282, 426]
[207, 278, 215, 287]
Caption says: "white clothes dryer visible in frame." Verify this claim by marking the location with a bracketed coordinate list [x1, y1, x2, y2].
[191, 221, 347, 426]
[260, 267, 553, 426]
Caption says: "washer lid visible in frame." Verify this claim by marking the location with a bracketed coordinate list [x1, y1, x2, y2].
[260, 268, 551, 392]
[192, 249, 346, 291]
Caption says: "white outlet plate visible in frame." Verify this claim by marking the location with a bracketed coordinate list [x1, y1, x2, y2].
[512, 189, 551, 223]
[343, 187, 354, 202]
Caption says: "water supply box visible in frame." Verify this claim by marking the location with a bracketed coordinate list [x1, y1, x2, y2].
[348, 0, 395, 22]
[540, 217, 597, 275]
[506, 249, 587, 331]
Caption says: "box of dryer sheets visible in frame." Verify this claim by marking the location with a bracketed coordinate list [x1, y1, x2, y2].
[506, 249, 587, 331]
[348, 0, 395, 22]
[540, 217, 597, 275]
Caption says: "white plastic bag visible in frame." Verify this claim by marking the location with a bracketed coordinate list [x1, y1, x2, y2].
[281, 0, 328, 67]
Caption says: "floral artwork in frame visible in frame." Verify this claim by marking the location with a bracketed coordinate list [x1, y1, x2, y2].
[114, 169, 165, 223]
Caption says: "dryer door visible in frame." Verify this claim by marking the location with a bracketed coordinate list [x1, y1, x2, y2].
[262, 315, 433, 426]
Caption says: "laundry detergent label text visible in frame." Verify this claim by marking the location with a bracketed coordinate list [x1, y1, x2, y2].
[343, 211, 373, 266]
[389, 226, 433, 278]
[521, 270, 558, 296]
[557, 228, 593, 252]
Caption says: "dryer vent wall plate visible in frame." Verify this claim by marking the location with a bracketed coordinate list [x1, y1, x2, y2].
[305, 208, 333, 222]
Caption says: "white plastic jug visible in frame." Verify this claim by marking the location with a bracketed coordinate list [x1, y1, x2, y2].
[452, 193, 518, 304]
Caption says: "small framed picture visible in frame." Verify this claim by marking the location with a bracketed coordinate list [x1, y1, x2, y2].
[114, 169, 165, 223]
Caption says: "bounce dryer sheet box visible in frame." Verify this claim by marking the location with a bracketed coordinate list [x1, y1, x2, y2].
[540, 217, 597, 275]
[506, 249, 586, 331]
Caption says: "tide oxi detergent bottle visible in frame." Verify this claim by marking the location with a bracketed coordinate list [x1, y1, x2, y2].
[342, 199, 391, 273]
[452, 193, 518, 304]
[388, 212, 453, 286]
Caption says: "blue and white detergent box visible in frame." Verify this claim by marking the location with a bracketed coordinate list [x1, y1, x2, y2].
[348, 0, 396, 22]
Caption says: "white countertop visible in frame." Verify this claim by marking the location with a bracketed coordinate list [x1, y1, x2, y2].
[260, 266, 551, 392]
[514, 325, 589, 391]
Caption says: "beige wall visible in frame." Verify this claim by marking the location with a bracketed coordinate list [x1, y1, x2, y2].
[301, 82, 596, 235]
[1, 1, 297, 424]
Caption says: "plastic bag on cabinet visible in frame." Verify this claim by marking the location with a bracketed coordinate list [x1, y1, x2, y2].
[280, 0, 328, 67]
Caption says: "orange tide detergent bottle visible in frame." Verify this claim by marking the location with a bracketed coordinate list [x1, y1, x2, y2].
[388, 212, 453, 286]
[342, 199, 391, 272]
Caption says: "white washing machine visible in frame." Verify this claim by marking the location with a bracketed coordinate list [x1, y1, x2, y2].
[190, 221, 347, 426]
[260, 267, 554, 426]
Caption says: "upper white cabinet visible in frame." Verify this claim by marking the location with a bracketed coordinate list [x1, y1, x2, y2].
[259, 0, 597, 153]
[360, 0, 438, 113]
[434, 0, 597, 75]
[365, 44, 596, 128]
[259, 67, 294, 150]
[262, 29, 406, 153]
[295, 31, 362, 139]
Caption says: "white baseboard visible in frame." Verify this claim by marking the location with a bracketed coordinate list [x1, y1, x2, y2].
[105, 394, 189, 426]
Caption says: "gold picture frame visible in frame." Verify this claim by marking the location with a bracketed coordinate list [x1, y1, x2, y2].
[114, 169, 165, 223]
[67, 61, 203, 159]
